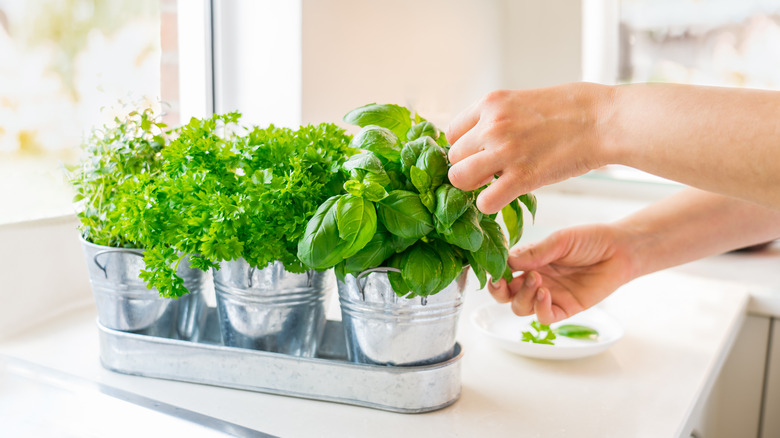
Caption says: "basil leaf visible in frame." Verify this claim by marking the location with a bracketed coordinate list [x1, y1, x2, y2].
[502, 264, 513, 282]
[363, 182, 388, 202]
[377, 190, 434, 239]
[334, 260, 347, 282]
[400, 137, 435, 177]
[518, 193, 537, 222]
[401, 242, 443, 296]
[416, 144, 448, 189]
[464, 249, 487, 289]
[343, 151, 384, 174]
[343, 103, 412, 141]
[439, 205, 484, 252]
[344, 229, 395, 273]
[363, 170, 392, 189]
[297, 195, 346, 269]
[351, 125, 401, 161]
[554, 324, 600, 341]
[473, 215, 509, 280]
[420, 190, 435, 214]
[346, 154, 392, 191]
[406, 121, 439, 142]
[336, 195, 377, 259]
[384, 166, 407, 191]
[501, 198, 524, 247]
[436, 134, 450, 149]
[343, 180, 364, 198]
[432, 240, 463, 293]
[390, 232, 417, 253]
[410, 165, 432, 193]
[434, 184, 471, 229]
[345, 174, 390, 202]
[387, 253, 411, 297]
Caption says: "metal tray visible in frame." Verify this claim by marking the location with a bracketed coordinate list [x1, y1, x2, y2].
[98, 308, 463, 413]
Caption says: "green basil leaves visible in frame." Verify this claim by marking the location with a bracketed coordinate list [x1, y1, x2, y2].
[472, 215, 509, 281]
[343, 103, 413, 141]
[434, 184, 471, 229]
[297, 196, 345, 270]
[350, 125, 402, 162]
[298, 103, 540, 297]
[336, 195, 377, 259]
[377, 190, 434, 240]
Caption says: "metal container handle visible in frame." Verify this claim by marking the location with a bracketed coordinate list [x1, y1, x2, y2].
[93, 248, 144, 279]
[355, 267, 402, 302]
[245, 266, 316, 288]
[247, 266, 256, 288]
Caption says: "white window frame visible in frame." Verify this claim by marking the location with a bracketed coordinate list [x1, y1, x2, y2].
[177, 0, 302, 128]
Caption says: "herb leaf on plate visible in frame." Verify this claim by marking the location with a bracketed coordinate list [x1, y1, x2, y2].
[521, 320, 557, 345]
[521, 320, 600, 345]
[554, 324, 600, 341]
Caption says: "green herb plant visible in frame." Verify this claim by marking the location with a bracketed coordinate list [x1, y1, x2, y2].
[554, 324, 600, 341]
[521, 321, 600, 345]
[297, 103, 538, 298]
[71, 107, 168, 248]
[116, 113, 354, 297]
[521, 320, 557, 345]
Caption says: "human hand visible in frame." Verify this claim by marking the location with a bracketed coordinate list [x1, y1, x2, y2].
[446, 83, 614, 214]
[488, 224, 638, 324]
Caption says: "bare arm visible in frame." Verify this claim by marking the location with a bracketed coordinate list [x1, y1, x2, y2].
[605, 84, 780, 210]
[618, 188, 780, 278]
[490, 188, 780, 324]
[447, 83, 780, 214]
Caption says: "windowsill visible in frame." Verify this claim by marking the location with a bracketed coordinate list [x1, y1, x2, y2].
[0, 155, 76, 226]
[542, 168, 684, 202]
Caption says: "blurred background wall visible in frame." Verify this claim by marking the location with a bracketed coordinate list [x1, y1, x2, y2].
[3, 0, 780, 224]
[300, 0, 582, 128]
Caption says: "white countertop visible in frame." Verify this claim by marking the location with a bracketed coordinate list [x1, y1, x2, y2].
[1, 186, 778, 437]
[0, 270, 750, 437]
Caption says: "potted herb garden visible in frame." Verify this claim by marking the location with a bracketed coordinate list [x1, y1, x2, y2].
[122, 113, 354, 357]
[297, 103, 537, 366]
[72, 108, 207, 340]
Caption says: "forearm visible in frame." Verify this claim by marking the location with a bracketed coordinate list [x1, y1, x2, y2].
[600, 83, 780, 210]
[616, 188, 780, 279]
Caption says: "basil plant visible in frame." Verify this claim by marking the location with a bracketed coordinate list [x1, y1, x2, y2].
[297, 103, 536, 298]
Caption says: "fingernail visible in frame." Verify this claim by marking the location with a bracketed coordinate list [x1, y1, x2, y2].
[525, 271, 538, 288]
[536, 288, 545, 302]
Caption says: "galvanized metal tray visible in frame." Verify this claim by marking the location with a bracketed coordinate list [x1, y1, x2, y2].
[97, 308, 463, 413]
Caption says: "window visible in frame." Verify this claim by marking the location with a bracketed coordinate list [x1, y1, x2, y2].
[0, 0, 163, 223]
[620, 0, 780, 89]
[582, 0, 780, 189]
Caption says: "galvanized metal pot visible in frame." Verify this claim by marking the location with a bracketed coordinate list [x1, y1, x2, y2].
[80, 238, 207, 340]
[213, 259, 334, 357]
[338, 267, 468, 367]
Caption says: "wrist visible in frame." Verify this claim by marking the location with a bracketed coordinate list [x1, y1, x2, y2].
[612, 215, 664, 281]
[591, 83, 625, 167]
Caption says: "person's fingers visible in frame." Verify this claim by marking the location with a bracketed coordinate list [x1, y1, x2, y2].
[447, 151, 503, 191]
[533, 287, 569, 325]
[475, 172, 526, 215]
[445, 99, 481, 146]
[447, 126, 483, 165]
[509, 270, 541, 316]
[486, 277, 513, 303]
[509, 231, 571, 272]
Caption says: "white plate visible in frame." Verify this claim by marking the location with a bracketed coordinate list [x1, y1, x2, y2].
[470, 303, 624, 360]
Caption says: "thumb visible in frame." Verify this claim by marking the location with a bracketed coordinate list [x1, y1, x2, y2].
[509, 231, 571, 271]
